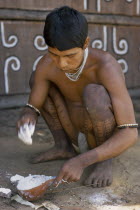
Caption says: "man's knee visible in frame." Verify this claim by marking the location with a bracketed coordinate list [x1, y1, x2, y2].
[29, 72, 35, 89]
[83, 84, 111, 111]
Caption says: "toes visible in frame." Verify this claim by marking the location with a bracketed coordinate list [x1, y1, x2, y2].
[84, 176, 112, 188]
[102, 179, 107, 187]
[92, 179, 103, 188]
[84, 175, 104, 188]
[97, 179, 102, 188]
[101, 179, 112, 187]
[94, 179, 111, 188]
[92, 179, 98, 188]
[84, 174, 94, 186]
[107, 179, 112, 186]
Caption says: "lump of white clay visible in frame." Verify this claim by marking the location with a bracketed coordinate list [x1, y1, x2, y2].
[18, 123, 35, 145]
[17, 175, 55, 191]
[10, 174, 24, 185]
[11, 195, 60, 209]
[0, 188, 12, 198]
[11, 195, 35, 208]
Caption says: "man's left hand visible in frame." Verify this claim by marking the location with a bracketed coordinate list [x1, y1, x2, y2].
[54, 156, 84, 185]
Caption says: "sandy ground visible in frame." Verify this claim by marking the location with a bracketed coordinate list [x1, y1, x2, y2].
[0, 108, 140, 210]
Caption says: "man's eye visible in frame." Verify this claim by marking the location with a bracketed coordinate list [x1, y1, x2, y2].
[52, 54, 57, 57]
[68, 55, 74, 58]
[49, 52, 57, 57]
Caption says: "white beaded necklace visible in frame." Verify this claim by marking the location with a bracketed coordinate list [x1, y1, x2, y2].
[65, 48, 88, 81]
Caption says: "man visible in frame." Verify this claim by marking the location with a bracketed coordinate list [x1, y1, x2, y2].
[17, 6, 138, 188]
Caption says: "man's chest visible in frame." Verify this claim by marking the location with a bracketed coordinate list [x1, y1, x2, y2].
[48, 67, 98, 102]
[49, 75, 88, 102]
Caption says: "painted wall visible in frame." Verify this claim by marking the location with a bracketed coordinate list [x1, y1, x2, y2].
[0, 0, 140, 96]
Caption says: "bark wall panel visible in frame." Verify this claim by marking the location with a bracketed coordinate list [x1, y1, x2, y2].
[0, 21, 46, 95]
[0, 0, 140, 16]
[1, 20, 140, 95]
[89, 24, 140, 88]
[0, 1, 140, 96]
[0, 0, 83, 11]
[87, 0, 139, 16]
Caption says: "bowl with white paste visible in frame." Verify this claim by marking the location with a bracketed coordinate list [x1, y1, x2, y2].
[17, 175, 55, 201]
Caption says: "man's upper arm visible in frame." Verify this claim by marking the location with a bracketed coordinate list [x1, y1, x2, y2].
[99, 54, 136, 125]
[28, 58, 50, 109]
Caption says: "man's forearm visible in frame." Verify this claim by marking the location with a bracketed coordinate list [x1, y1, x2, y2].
[28, 79, 50, 111]
[79, 128, 138, 168]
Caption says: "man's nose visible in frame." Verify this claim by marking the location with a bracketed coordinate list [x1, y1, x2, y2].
[58, 57, 67, 69]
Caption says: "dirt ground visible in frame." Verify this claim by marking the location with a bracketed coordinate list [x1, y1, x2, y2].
[0, 108, 140, 210]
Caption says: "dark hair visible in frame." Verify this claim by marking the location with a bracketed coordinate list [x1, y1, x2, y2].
[43, 6, 88, 51]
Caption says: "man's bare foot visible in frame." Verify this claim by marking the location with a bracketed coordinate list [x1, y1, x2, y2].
[84, 159, 113, 187]
[30, 146, 77, 164]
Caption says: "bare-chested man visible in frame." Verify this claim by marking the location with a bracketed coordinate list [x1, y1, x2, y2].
[17, 6, 138, 188]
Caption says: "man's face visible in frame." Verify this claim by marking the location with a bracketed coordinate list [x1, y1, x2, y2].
[48, 47, 84, 73]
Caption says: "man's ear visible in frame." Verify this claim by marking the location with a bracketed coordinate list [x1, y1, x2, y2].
[83, 37, 90, 49]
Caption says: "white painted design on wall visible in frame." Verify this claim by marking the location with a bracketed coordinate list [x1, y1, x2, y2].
[97, 0, 101, 12]
[83, 0, 88, 10]
[103, 26, 107, 51]
[33, 35, 47, 71]
[91, 25, 128, 74]
[4, 56, 21, 93]
[96, 0, 139, 15]
[0, 22, 18, 48]
[33, 56, 43, 71]
[113, 27, 128, 55]
[97, 0, 112, 12]
[125, 0, 140, 15]
[118, 59, 128, 74]
[136, 0, 140, 15]
[126, 0, 133, 2]
[34, 35, 48, 51]
[92, 26, 107, 51]
[83, 0, 139, 15]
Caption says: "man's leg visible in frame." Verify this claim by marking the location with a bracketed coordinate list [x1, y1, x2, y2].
[29, 73, 78, 163]
[83, 84, 116, 187]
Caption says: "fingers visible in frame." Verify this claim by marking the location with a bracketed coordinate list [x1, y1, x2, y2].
[17, 111, 36, 143]
[18, 125, 33, 145]
[54, 172, 80, 187]
[29, 123, 35, 135]
[16, 108, 37, 132]
[18, 122, 36, 145]
[61, 174, 74, 183]
[54, 171, 64, 187]
[23, 123, 31, 137]
[17, 117, 34, 130]
[54, 158, 82, 187]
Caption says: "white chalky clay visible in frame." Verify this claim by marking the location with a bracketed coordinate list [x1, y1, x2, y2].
[10, 174, 24, 184]
[17, 175, 55, 190]
[18, 123, 35, 145]
[0, 188, 12, 198]
[11, 195, 35, 208]
[0, 188, 11, 194]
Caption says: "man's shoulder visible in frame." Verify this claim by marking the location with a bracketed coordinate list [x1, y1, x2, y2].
[36, 53, 52, 70]
[89, 47, 114, 65]
[35, 52, 56, 76]
[33, 52, 56, 82]
[88, 48, 123, 81]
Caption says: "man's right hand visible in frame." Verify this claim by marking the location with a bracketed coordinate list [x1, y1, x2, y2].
[17, 107, 38, 145]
